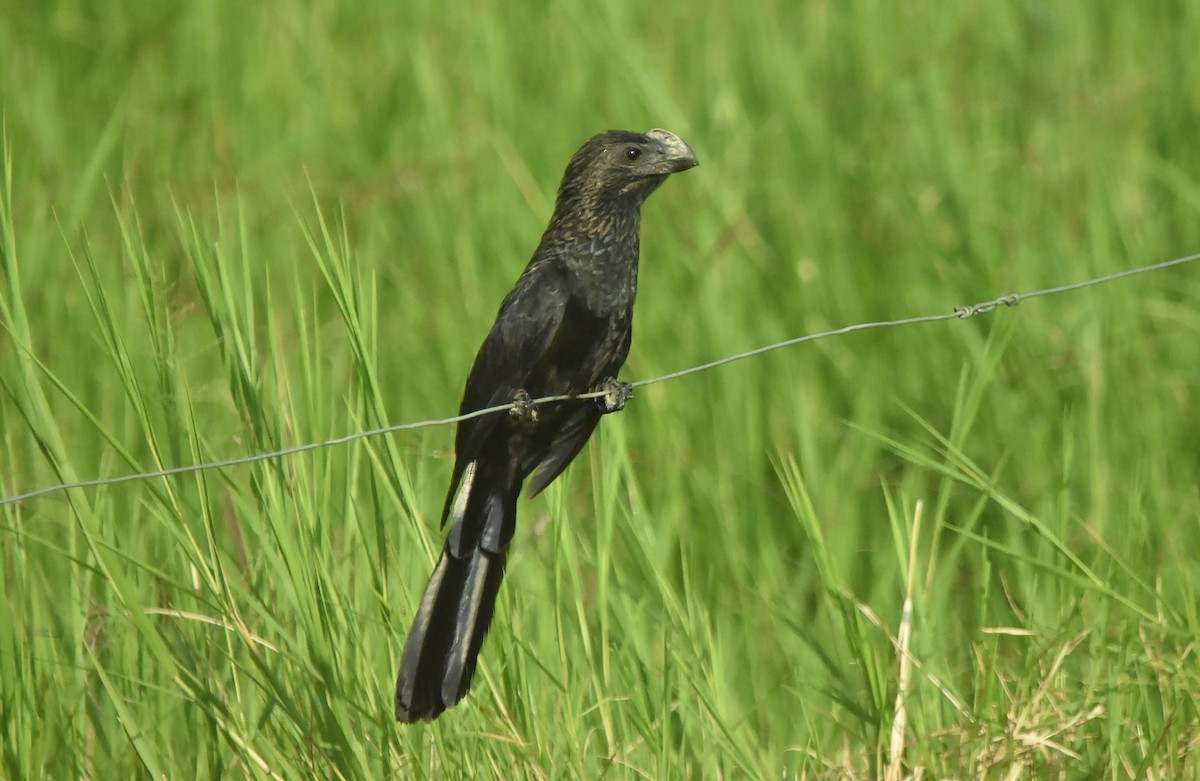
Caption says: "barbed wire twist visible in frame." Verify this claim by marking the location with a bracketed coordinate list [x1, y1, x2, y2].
[2, 251, 1198, 507]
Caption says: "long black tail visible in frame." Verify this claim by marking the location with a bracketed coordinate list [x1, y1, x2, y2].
[395, 463, 515, 723]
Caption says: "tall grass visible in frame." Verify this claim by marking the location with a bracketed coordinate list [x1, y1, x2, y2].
[3, 2, 1199, 777]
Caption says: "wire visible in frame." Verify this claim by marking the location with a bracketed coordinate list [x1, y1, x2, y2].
[3, 251, 1198, 507]
[636, 252, 1200, 388]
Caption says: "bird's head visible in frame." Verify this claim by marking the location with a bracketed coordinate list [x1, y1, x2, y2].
[555, 128, 698, 212]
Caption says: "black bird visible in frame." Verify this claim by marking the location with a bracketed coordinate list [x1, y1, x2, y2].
[395, 128, 698, 723]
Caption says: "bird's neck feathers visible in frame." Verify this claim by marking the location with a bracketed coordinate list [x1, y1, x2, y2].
[546, 186, 646, 245]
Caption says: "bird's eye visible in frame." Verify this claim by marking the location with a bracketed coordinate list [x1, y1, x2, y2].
[625, 147, 641, 161]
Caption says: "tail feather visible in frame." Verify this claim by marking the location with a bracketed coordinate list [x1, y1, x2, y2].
[441, 549, 506, 706]
[395, 466, 515, 723]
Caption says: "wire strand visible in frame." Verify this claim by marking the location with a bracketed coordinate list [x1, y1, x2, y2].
[3, 251, 1198, 507]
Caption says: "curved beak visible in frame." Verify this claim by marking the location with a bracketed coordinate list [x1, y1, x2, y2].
[645, 128, 699, 174]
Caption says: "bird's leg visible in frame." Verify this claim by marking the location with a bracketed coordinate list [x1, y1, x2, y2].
[509, 388, 539, 424]
[594, 377, 633, 414]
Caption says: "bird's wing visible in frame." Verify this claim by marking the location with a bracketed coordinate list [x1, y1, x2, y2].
[440, 260, 570, 522]
[524, 405, 600, 497]
[463, 260, 571, 413]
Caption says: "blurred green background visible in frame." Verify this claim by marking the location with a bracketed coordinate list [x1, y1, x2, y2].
[3, 1, 1199, 778]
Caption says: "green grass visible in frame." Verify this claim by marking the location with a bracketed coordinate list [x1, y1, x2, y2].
[3, 2, 1200, 778]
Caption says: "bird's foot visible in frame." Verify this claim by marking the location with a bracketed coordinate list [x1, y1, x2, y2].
[595, 378, 633, 413]
[509, 388, 539, 424]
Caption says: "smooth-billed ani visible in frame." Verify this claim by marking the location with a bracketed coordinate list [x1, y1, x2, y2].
[395, 128, 698, 723]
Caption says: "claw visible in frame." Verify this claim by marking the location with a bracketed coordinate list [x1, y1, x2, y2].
[509, 388, 539, 423]
[596, 378, 633, 413]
